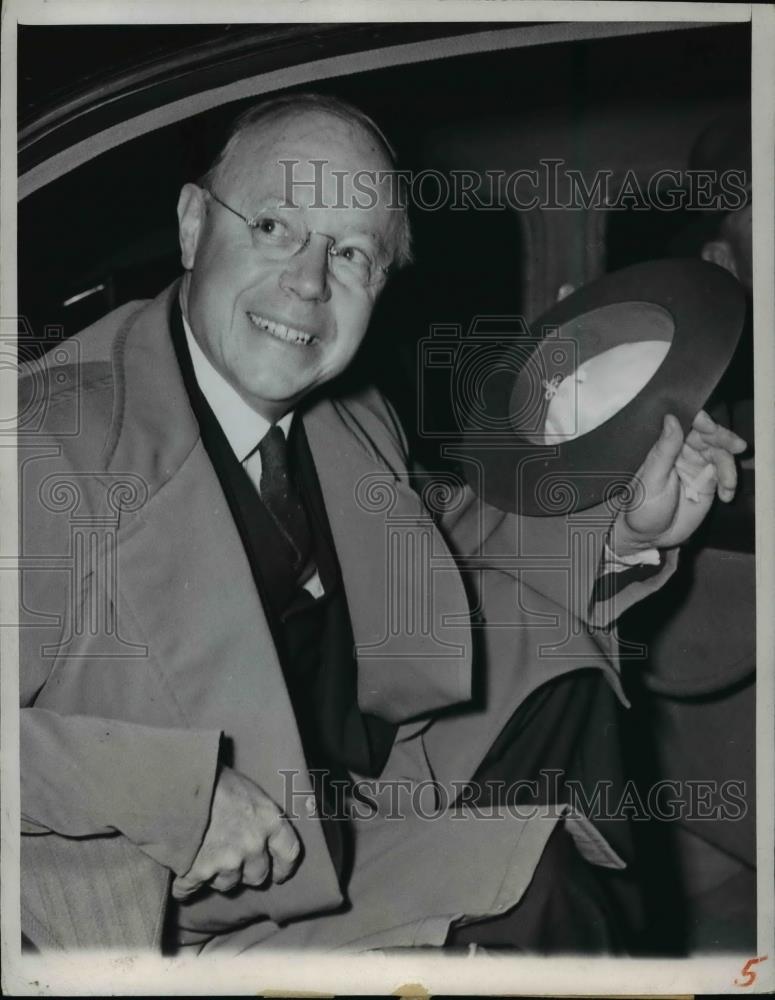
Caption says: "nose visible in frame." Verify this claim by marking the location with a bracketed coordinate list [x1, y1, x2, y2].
[278, 234, 332, 302]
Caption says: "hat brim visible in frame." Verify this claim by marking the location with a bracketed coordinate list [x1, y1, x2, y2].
[459, 259, 746, 516]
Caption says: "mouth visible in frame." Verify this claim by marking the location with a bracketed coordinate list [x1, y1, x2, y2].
[247, 312, 319, 346]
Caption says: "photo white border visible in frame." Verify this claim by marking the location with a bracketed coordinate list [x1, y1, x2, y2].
[2, 1, 773, 995]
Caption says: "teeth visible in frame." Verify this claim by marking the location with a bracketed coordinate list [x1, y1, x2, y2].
[248, 312, 315, 345]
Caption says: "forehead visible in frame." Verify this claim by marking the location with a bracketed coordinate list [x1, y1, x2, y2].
[217, 110, 397, 227]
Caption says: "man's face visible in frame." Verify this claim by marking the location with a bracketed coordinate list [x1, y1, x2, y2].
[703, 202, 753, 295]
[721, 202, 753, 293]
[178, 110, 398, 420]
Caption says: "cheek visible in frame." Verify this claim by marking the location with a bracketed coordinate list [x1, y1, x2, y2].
[733, 210, 753, 249]
[192, 256, 261, 330]
[331, 296, 374, 356]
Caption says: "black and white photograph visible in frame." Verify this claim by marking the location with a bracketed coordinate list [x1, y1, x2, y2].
[2, 1, 774, 995]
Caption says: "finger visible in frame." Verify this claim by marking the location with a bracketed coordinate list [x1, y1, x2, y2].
[706, 447, 738, 501]
[682, 431, 737, 501]
[208, 867, 242, 893]
[677, 461, 717, 502]
[242, 854, 271, 888]
[688, 426, 748, 457]
[691, 409, 717, 434]
[677, 441, 708, 474]
[680, 450, 736, 502]
[637, 414, 685, 492]
[172, 873, 205, 900]
[266, 820, 301, 884]
[686, 439, 738, 495]
[680, 440, 737, 500]
[691, 411, 747, 454]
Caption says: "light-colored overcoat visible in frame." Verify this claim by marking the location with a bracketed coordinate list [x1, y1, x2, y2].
[18, 282, 673, 951]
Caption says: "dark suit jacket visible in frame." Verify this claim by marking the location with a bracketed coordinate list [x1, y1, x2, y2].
[18, 281, 676, 949]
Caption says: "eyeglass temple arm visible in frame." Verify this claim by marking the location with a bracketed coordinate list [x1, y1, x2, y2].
[204, 188, 252, 225]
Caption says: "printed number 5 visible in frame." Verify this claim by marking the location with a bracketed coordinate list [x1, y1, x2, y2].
[734, 955, 768, 987]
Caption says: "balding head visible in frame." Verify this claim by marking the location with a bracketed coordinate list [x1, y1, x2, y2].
[201, 93, 412, 268]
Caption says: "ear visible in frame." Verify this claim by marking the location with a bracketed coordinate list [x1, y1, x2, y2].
[701, 239, 739, 279]
[177, 183, 207, 271]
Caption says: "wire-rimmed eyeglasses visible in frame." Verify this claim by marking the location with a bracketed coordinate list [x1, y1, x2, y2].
[204, 188, 391, 289]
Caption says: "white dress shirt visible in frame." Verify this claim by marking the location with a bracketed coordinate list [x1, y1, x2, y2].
[182, 313, 324, 599]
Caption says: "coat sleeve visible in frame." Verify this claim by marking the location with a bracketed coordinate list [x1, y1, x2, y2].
[18, 407, 221, 877]
[436, 484, 677, 629]
[370, 390, 677, 629]
[20, 709, 221, 877]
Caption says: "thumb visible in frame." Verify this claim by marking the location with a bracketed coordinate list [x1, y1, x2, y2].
[638, 414, 684, 493]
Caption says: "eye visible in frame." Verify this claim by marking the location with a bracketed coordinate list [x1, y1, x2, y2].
[251, 216, 291, 242]
[334, 245, 372, 267]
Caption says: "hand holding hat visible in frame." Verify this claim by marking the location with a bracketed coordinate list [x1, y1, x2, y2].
[461, 259, 748, 524]
[611, 409, 747, 557]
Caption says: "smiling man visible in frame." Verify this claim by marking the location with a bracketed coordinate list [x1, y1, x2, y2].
[18, 93, 746, 955]
[177, 103, 407, 419]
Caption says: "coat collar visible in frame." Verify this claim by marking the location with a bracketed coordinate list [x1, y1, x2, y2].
[102, 281, 198, 487]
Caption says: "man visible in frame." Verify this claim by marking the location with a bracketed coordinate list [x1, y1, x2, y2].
[626, 113, 757, 951]
[19, 93, 745, 954]
[693, 116, 753, 295]
[694, 115, 754, 454]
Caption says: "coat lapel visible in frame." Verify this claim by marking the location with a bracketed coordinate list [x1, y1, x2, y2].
[302, 397, 474, 724]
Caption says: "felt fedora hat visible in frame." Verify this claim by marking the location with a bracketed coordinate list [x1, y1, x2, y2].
[459, 259, 746, 516]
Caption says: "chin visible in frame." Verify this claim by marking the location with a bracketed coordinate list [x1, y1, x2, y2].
[240, 379, 305, 412]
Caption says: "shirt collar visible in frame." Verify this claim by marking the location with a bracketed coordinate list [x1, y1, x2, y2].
[181, 310, 293, 462]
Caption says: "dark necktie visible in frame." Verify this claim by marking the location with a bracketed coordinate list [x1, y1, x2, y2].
[252, 425, 314, 587]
